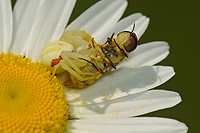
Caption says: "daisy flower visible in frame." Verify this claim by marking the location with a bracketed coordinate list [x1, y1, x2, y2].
[0, 0, 188, 132]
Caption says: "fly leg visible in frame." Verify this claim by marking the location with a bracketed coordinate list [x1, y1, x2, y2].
[60, 60, 97, 81]
[60, 51, 100, 82]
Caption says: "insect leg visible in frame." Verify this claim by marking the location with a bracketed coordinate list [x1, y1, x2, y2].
[113, 38, 128, 57]
[78, 57, 104, 74]
[61, 51, 95, 75]
[60, 60, 95, 81]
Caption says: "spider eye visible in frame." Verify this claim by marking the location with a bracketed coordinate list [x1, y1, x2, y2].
[116, 31, 138, 52]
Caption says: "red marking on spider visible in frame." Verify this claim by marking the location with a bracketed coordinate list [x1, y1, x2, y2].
[51, 55, 63, 67]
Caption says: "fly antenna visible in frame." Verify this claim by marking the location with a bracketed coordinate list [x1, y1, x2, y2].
[131, 23, 135, 33]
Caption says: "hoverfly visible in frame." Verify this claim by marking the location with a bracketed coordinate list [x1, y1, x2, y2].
[41, 24, 138, 88]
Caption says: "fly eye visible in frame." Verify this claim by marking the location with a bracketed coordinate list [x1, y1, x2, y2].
[116, 31, 138, 52]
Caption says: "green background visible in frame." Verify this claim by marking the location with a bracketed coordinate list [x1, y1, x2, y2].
[11, 0, 199, 132]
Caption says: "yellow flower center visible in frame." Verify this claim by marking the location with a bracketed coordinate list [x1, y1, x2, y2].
[0, 52, 70, 132]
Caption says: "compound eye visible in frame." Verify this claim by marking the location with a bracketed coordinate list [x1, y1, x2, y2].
[116, 31, 138, 52]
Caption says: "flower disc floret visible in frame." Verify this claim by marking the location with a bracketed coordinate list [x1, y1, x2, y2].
[0, 52, 69, 132]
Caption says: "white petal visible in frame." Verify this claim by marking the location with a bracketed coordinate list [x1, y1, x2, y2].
[10, 0, 44, 56]
[96, 13, 147, 44]
[97, 14, 149, 43]
[118, 41, 170, 68]
[68, 90, 181, 118]
[29, 0, 76, 62]
[66, 0, 127, 38]
[63, 66, 174, 105]
[11, 0, 76, 61]
[0, 0, 12, 53]
[134, 15, 150, 39]
[67, 117, 188, 133]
